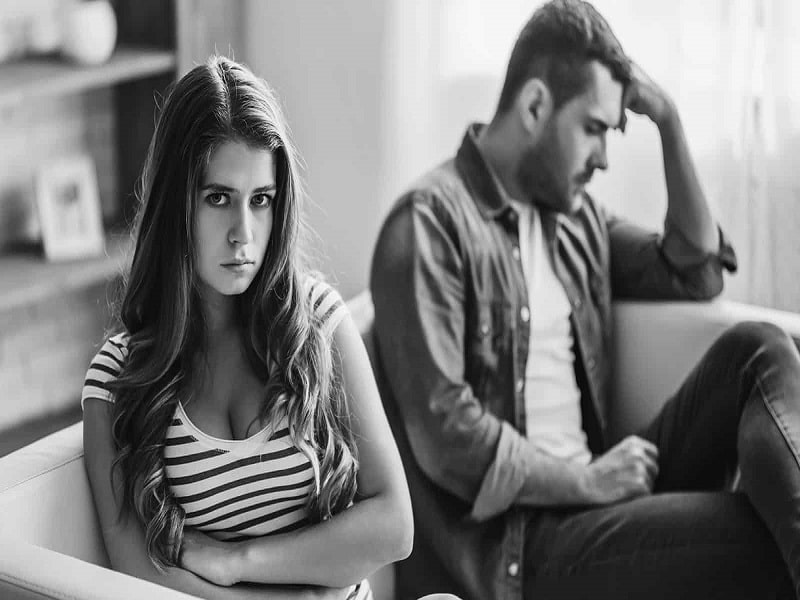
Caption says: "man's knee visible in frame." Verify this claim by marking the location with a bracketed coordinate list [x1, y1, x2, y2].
[717, 321, 797, 366]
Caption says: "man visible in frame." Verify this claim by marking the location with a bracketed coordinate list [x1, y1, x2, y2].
[369, 1, 800, 599]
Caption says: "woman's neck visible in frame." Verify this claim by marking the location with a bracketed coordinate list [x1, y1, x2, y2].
[191, 296, 244, 393]
[200, 286, 239, 341]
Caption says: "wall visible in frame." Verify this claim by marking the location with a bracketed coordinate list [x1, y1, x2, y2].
[176, 0, 246, 76]
[243, 0, 390, 299]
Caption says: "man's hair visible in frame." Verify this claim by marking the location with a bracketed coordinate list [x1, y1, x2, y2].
[496, 0, 632, 113]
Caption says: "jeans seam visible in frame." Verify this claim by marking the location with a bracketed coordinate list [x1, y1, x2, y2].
[754, 373, 800, 471]
[753, 372, 800, 593]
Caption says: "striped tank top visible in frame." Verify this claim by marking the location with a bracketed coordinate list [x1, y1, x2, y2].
[82, 279, 371, 599]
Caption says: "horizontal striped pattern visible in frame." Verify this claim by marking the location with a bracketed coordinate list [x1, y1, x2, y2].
[80, 279, 370, 597]
[306, 276, 348, 340]
[165, 405, 316, 539]
[81, 333, 129, 409]
[80, 278, 350, 538]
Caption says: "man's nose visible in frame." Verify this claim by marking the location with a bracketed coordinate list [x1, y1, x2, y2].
[591, 138, 609, 171]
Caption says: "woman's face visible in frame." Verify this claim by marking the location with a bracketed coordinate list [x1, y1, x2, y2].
[194, 140, 276, 300]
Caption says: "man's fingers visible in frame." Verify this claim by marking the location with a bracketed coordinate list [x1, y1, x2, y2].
[642, 453, 659, 483]
[626, 435, 659, 460]
[627, 457, 655, 495]
[621, 435, 658, 454]
[639, 439, 660, 462]
[628, 436, 659, 490]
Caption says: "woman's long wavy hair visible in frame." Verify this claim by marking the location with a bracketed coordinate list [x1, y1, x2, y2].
[109, 56, 358, 569]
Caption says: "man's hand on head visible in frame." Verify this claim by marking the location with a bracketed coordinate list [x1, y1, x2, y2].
[622, 62, 677, 130]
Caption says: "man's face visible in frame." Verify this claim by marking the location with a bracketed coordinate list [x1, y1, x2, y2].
[517, 61, 623, 214]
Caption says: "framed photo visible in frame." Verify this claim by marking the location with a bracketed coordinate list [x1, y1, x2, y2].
[35, 155, 105, 261]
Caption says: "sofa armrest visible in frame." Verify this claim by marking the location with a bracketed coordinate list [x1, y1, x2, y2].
[0, 422, 109, 566]
[610, 299, 800, 440]
[0, 540, 198, 600]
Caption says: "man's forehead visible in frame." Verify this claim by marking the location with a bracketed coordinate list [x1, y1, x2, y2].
[580, 61, 625, 129]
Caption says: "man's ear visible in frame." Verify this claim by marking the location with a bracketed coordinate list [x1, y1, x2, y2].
[516, 78, 552, 134]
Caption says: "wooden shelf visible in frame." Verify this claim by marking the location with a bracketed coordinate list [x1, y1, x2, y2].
[0, 46, 176, 107]
[0, 232, 133, 313]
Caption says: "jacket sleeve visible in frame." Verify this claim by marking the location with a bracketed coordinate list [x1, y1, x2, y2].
[604, 204, 738, 300]
[370, 194, 529, 520]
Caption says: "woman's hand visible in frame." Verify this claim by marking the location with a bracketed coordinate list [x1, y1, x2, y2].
[180, 528, 242, 587]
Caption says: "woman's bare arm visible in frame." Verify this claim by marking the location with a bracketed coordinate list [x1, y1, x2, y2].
[83, 399, 351, 600]
[180, 311, 413, 588]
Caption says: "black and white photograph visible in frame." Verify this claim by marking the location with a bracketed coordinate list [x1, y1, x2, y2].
[0, 2, 798, 600]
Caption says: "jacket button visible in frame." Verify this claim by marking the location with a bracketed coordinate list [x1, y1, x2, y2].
[480, 322, 490, 336]
[515, 378, 524, 393]
[587, 357, 597, 370]
[520, 306, 530, 323]
[508, 562, 520, 577]
[511, 245, 521, 261]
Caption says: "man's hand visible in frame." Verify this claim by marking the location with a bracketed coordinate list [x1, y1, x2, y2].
[622, 62, 676, 129]
[179, 528, 241, 587]
[580, 435, 660, 504]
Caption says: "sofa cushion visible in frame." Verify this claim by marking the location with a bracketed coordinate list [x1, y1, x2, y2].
[0, 422, 109, 566]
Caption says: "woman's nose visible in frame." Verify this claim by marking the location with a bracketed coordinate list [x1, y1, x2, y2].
[228, 209, 254, 245]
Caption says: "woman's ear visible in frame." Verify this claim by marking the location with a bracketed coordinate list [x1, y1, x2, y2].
[516, 78, 552, 135]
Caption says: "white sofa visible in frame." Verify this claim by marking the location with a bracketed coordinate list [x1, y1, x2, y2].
[2, 295, 800, 600]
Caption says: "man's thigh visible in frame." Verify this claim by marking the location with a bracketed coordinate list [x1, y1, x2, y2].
[524, 492, 792, 600]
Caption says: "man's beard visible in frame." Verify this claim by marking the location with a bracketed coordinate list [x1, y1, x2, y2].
[514, 126, 583, 214]
[517, 144, 562, 207]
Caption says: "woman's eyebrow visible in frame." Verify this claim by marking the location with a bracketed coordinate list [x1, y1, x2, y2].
[199, 182, 238, 192]
[199, 183, 276, 193]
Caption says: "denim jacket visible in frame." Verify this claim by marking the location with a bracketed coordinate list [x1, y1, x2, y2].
[369, 125, 737, 600]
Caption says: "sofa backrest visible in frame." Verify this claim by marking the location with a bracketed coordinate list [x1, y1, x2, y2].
[0, 422, 110, 566]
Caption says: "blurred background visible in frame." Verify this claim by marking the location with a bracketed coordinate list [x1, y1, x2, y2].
[0, 0, 798, 452]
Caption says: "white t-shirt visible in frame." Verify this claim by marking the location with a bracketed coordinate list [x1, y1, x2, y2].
[512, 201, 592, 465]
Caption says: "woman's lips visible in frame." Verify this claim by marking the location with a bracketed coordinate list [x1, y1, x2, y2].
[221, 260, 254, 272]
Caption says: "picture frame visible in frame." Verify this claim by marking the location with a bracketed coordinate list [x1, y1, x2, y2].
[34, 154, 105, 262]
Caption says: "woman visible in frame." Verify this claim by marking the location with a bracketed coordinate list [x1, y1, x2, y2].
[82, 56, 413, 600]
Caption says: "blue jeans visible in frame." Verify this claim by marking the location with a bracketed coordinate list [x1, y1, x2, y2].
[524, 322, 800, 599]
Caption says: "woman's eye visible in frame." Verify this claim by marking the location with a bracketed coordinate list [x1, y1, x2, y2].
[252, 194, 273, 208]
[206, 193, 228, 206]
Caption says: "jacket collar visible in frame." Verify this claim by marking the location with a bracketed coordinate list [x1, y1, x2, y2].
[454, 124, 562, 246]
[455, 123, 514, 221]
